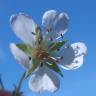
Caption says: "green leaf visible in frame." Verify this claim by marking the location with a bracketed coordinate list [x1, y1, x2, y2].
[16, 44, 33, 55]
[46, 58, 64, 77]
[24, 58, 39, 78]
[48, 39, 68, 51]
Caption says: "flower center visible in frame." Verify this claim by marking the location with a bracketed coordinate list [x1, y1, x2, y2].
[36, 48, 49, 60]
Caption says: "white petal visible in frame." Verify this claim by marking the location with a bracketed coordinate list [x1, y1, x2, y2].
[29, 65, 60, 93]
[10, 13, 37, 46]
[42, 10, 58, 30]
[42, 10, 69, 40]
[10, 43, 30, 69]
[55, 12, 69, 37]
[55, 42, 87, 70]
[42, 10, 59, 40]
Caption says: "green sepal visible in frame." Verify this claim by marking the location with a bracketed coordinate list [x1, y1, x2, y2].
[16, 44, 33, 55]
[48, 39, 68, 51]
[24, 58, 39, 78]
[46, 58, 64, 78]
[35, 27, 43, 45]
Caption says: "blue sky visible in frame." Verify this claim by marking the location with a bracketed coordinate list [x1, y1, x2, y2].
[0, 0, 96, 96]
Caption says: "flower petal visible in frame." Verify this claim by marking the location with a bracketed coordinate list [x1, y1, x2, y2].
[53, 42, 87, 70]
[29, 65, 60, 93]
[42, 10, 69, 40]
[54, 12, 69, 37]
[42, 10, 59, 40]
[10, 43, 31, 69]
[10, 13, 37, 46]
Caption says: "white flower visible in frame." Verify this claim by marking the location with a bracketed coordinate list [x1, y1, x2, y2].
[10, 10, 87, 93]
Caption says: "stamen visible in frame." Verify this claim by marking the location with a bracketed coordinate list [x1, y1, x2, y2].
[40, 62, 43, 67]
[49, 56, 56, 61]
[61, 33, 63, 39]
[82, 52, 85, 55]
[54, 56, 64, 63]
[49, 37, 53, 41]
[38, 54, 43, 59]
[50, 56, 62, 63]
[47, 29, 50, 32]
[46, 28, 53, 32]
[56, 60, 59, 63]
[76, 45, 80, 49]
[60, 56, 64, 60]
[31, 32, 36, 35]
[57, 48, 60, 51]
[75, 60, 78, 63]
[28, 56, 31, 60]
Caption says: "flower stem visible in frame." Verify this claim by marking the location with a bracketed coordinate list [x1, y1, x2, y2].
[18, 72, 25, 91]
[13, 72, 26, 96]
